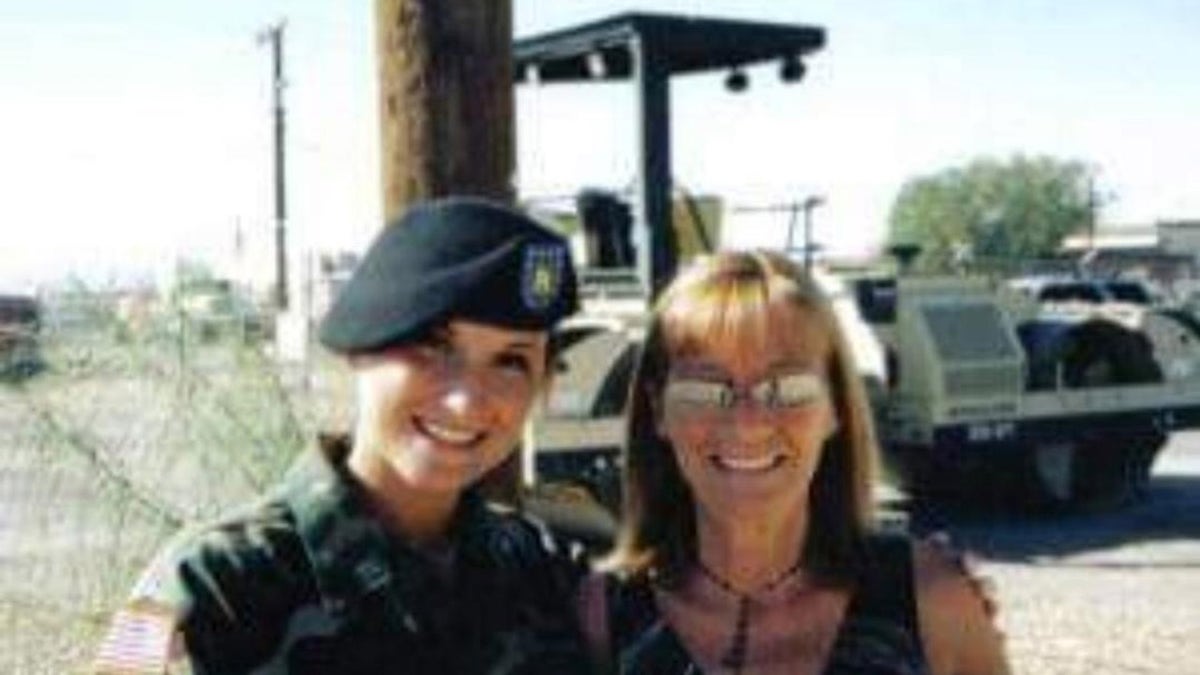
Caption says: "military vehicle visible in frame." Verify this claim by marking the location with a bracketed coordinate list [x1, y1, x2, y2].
[515, 12, 1200, 514]
[0, 293, 43, 379]
[851, 269, 1200, 509]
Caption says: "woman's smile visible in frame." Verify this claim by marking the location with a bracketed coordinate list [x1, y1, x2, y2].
[412, 416, 486, 448]
[708, 450, 788, 473]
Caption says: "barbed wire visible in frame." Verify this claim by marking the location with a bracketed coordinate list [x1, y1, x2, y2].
[0, 288, 316, 673]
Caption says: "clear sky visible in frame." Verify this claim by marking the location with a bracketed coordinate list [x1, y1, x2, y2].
[2, 1, 1198, 292]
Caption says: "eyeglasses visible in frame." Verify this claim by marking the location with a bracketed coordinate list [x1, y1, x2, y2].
[662, 371, 827, 414]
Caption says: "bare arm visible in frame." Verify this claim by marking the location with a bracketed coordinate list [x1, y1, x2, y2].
[914, 536, 1012, 675]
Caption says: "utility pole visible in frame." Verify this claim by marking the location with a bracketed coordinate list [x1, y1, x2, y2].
[375, 0, 514, 220]
[375, 0, 517, 500]
[1087, 173, 1097, 256]
[257, 21, 288, 311]
[1082, 170, 1117, 275]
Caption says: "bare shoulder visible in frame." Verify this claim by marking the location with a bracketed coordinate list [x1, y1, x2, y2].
[912, 535, 994, 615]
[912, 535, 1012, 675]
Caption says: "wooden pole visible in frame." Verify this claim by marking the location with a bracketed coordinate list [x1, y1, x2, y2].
[375, 0, 514, 221]
[374, 0, 519, 501]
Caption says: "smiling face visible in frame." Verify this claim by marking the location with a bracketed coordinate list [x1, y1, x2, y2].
[658, 302, 838, 517]
[349, 319, 548, 498]
[613, 251, 878, 581]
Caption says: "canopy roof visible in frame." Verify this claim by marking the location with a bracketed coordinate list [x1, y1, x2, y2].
[515, 12, 825, 83]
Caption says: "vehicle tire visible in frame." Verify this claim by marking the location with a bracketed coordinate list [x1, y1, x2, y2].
[1129, 438, 1162, 498]
[886, 443, 1018, 514]
[1073, 432, 1163, 509]
[1026, 441, 1076, 510]
[1058, 319, 1161, 388]
[1021, 319, 1165, 510]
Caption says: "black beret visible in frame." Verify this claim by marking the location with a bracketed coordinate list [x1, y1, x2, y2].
[319, 197, 578, 353]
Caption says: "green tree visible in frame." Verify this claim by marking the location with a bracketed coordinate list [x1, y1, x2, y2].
[888, 155, 1095, 272]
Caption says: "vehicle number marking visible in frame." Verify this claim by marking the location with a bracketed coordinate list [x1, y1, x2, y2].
[966, 421, 1016, 443]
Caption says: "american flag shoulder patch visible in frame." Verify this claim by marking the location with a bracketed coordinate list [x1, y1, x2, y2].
[92, 598, 183, 674]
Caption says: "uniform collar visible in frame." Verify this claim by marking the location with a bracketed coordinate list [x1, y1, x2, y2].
[279, 437, 495, 616]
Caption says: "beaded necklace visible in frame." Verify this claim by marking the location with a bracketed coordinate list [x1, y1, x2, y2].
[695, 559, 805, 674]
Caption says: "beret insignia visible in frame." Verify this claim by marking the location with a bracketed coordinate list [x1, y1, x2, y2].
[521, 243, 566, 312]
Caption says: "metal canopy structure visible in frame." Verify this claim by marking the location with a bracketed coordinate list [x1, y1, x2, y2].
[515, 13, 826, 295]
[514, 12, 825, 83]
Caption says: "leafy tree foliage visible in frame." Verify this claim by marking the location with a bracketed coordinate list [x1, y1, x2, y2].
[888, 155, 1094, 272]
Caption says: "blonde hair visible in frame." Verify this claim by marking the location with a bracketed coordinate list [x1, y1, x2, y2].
[605, 250, 879, 584]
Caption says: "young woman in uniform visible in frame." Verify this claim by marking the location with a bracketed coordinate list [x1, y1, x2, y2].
[96, 197, 590, 674]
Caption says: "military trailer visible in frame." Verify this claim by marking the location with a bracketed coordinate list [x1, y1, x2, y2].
[515, 13, 1200, 513]
[852, 273, 1200, 509]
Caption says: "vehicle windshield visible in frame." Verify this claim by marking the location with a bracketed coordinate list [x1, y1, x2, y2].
[1037, 283, 1105, 303]
[1105, 281, 1152, 304]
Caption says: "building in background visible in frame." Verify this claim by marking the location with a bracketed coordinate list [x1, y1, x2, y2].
[1059, 220, 1200, 289]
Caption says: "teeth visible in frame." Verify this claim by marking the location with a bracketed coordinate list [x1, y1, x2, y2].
[714, 455, 778, 472]
[421, 420, 480, 445]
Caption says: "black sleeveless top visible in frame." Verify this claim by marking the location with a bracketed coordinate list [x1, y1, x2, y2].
[605, 535, 930, 675]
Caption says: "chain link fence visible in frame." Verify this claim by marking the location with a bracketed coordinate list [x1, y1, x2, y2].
[0, 290, 341, 673]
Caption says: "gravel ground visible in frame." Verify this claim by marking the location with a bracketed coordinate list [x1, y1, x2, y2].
[922, 438, 1200, 674]
[0, 598, 109, 675]
[993, 560, 1198, 674]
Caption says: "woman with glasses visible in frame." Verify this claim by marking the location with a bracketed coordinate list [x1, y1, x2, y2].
[580, 250, 1009, 674]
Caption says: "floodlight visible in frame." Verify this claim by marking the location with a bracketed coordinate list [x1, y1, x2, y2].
[780, 55, 806, 83]
[725, 68, 748, 92]
[586, 51, 607, 79]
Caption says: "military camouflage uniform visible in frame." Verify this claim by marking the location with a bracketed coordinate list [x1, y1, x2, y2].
[110, 439, 590, 674]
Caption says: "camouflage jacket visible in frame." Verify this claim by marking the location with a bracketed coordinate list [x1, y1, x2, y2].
[96, 443, 591, 674]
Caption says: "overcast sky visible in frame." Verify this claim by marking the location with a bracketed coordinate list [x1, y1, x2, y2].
[2, 0, 1197, 291]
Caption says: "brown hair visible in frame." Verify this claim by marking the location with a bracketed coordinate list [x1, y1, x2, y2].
[604, 250, 878, 584]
